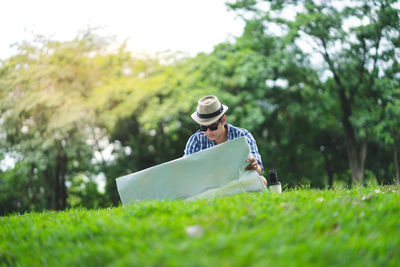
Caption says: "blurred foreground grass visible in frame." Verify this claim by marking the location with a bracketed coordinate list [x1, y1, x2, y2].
[1, 186, 400, 266]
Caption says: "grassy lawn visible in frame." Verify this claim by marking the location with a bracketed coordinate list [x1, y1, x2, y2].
[1, 186, 399, 266]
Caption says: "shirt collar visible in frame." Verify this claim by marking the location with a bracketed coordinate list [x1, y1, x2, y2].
[225, 123, 232, 140]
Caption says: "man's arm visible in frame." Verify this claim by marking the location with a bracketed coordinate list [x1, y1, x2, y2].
[244, 132, 264, 173]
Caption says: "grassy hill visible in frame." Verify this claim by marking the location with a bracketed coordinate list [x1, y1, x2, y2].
[1, 186, 399, 266]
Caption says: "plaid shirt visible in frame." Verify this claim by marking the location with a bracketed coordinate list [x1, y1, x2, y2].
[184, 123, 263, 172]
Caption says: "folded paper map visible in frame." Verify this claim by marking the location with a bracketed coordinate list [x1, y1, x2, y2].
[116, 136, 266, 205]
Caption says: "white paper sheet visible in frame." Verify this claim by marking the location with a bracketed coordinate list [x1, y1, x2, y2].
[116, 136, 266, 205]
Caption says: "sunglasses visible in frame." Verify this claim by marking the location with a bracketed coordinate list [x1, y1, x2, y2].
[199, 118, 222, 132]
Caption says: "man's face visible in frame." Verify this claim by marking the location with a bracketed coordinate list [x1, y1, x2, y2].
[200, 116, 226, 142]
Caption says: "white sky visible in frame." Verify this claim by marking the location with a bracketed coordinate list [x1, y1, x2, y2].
[0, 0, 245, 59]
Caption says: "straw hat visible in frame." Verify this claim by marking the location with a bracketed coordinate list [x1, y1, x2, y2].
[191, 95, 228, 125]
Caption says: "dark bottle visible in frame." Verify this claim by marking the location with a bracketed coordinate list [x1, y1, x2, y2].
[268, 170, 282, 193]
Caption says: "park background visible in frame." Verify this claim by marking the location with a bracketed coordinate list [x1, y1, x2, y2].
[0, 0, 399, 215]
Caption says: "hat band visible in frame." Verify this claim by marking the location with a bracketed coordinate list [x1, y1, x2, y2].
[197, 105, 223, 119]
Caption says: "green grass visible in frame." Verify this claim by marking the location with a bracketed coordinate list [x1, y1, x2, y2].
[1, 186, 400, 267]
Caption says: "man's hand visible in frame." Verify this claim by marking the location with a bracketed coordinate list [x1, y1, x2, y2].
[246, 157, 262, 175]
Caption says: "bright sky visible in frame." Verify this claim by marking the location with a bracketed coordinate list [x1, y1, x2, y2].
[0, 0, 244, 59]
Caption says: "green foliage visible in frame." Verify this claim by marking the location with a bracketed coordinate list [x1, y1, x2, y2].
[1, 187, 399, 266]
[67, 174, 108, 209]
[0, 162, 44, 216]
[187, 26, 340, 187]
[228, 0, 400, 184]
[0, 30, 121, 213]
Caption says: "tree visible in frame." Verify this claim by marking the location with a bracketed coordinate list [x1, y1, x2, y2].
[373, 78, 400, 184]
[228, 0, 400, 184]
[0, 31, 126, 212]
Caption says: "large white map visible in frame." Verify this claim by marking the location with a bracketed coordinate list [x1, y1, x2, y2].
[116, 136, 266, 205]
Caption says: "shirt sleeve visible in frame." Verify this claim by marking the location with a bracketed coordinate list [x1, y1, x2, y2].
[245, 132, 264, 173]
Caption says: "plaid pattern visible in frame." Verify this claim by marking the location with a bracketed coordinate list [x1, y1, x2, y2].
[184, 123, 263, 172]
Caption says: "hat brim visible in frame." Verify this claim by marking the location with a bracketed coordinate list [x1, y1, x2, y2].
[191, 105, 228, 125]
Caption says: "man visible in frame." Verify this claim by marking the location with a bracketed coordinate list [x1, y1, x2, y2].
[184, 95, 267, 185]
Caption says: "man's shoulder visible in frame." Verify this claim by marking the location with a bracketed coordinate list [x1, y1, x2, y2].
[228, 124, 251, 136]
[191, 129, 205, 138]
[188, 130, 206, 142]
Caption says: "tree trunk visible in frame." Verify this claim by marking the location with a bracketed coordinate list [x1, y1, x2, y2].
[338, 88, 366, 186]
[60, 165, 67, 209]
[55, 141, 68, 210]
[344, 134, 367, 186]
[321, 40, 367, 186]
[44, 169, 54, 210]
[54, 164, 60, 210]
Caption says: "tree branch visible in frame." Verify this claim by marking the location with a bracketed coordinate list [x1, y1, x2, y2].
[368, 2, 385, 88]
[352, 33, 367, 104]
[319, 37, 351, 118]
